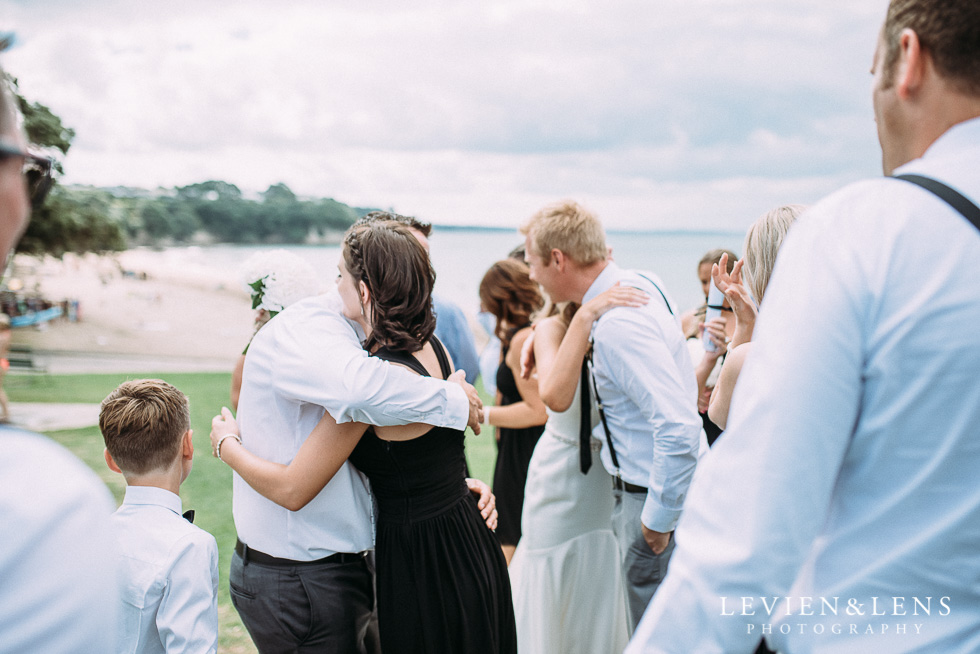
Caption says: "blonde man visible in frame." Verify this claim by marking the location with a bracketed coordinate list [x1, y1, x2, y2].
[521, 200, 702, 633]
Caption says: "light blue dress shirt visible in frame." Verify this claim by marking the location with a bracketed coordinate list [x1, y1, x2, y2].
[629, 117, 980, 653]
[0, 428, 118, 654]
[433, 294, 480, 384]
[585, 263, 702, 533]
[235, 291, 471, 560]
[111, 486, 219, 654]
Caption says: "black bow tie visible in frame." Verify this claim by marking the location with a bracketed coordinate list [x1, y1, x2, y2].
[183, 510, 195, 524]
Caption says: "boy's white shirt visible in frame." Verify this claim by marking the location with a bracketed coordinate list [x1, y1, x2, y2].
[110, 485, 219, 654]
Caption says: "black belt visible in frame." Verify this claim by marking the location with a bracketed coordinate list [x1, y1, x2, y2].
[235, 539, 365, 567]
[613, 478, 647, 494]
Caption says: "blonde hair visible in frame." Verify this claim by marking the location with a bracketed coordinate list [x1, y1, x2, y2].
[99, 379, 190, 474]
[742, 205, 805, 304]
[520, 199, 607, 265]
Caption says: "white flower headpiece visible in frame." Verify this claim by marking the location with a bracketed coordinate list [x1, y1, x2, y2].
[239, 250, 321, 316]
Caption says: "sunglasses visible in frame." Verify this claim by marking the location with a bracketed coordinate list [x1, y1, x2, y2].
[0, 142, 54, 210]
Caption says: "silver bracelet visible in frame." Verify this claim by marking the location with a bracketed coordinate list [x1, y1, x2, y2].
[216, 433, 242, 462]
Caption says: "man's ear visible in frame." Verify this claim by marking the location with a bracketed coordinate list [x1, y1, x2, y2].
[551, 249, 565, 272]
[182, 429, 194, 460]
[896, 28, 925, 99]
[104, 448, 122, 474]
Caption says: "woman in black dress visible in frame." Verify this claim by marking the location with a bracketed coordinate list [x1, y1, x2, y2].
[212, 221, 517, 654]
[479, 259, 548, 564]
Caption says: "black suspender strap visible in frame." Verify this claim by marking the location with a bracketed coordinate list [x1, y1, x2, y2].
[583, 271, 672, 479]
[578, 360, 593, 474]
[893, 174, 980, 233]
[634, 272, 674, 316]
[586, 345, 621, 473]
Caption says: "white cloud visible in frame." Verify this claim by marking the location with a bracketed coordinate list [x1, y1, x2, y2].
[1, 0, 886, 230]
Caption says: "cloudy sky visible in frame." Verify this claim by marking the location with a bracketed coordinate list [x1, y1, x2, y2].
[2, 0, 887, 230]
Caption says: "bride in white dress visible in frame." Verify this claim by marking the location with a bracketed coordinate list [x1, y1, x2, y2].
[509, 284, 646, 654]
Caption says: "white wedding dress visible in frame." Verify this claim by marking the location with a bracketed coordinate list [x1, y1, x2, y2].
[508, 380, 629, 654]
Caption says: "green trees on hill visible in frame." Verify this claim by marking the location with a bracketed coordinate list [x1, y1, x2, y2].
[8, 80, 361, 256]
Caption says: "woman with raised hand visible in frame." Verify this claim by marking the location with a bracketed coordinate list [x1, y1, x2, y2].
[708, 205, 804, 431]
[478, 259, 547, 565]
[212, 221, 516, 654]
[510, 282, 647, 654]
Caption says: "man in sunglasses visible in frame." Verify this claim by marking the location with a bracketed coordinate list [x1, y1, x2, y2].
[0, 60, 119, 652]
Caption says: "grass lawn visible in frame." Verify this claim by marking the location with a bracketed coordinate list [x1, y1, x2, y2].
[7, 371, 497, 654]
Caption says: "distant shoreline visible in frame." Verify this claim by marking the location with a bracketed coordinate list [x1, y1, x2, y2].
[432, 224, 745, 238]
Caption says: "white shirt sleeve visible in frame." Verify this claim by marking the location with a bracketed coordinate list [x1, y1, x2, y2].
[0, 431, 119, 654]
[594, 311, 701, 532]
[272, 299, 470, 429]
[157, 532, 219, 654]
[627, 204, 864, 651]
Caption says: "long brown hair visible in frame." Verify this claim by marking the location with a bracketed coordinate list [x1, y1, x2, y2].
[343, 221, 436, 353]
[479, 259, 544, 351]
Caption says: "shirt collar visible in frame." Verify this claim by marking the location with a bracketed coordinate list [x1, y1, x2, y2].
[582, 261, 621, 304]
[122, 485, 183, 517]
[895, 115, 980, 174]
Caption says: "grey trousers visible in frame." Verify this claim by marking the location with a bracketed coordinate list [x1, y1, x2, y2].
[229, 550, 380, 654]
[611, 488, 676, 634]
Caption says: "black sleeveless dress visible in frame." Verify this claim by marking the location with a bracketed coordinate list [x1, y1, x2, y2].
[492, 328, 546, 546]
[347, 338, 517, 654]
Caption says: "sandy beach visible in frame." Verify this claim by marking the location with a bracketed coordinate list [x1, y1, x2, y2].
[9, 251, 257, 372]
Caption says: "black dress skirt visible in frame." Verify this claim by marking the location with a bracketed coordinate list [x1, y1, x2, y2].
[492, 331, 546, 546]
[348, 338, 517, 654]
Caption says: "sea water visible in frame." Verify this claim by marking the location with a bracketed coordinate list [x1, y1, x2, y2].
[157, 227, 745, 333]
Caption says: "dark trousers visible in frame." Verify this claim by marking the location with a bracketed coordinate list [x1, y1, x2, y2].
[230, 550, 379, 654]
[611, 488, 676, 634]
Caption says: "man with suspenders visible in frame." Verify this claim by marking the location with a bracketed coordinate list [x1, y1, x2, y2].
[629, 1, 980, 651]
[520, 200, 702, 633]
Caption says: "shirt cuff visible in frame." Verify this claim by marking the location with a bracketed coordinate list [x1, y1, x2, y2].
[641, 495, 682, 533]
[445, 382, 470, 431]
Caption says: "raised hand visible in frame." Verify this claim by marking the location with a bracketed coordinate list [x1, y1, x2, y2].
[712, 255, 757, 347]
[578, 281, 649, 323]
[710, 253, 739, 294]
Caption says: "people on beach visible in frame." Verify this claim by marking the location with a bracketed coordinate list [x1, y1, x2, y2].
[629, 1, 980, 651]
[508, 284, 648, 654]
[706, 205, 803, 431]
[521, 199, 703, 633]
[212, 220, 514, 654]
[100, 379, 219, 654]
[0, 54, 118, 653]
[478, 258, 547, 565]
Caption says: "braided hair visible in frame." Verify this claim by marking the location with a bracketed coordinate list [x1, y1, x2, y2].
[342, 221, 436, 353]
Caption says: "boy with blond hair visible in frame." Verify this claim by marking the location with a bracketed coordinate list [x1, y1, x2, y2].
[101, 379, 218, 654]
